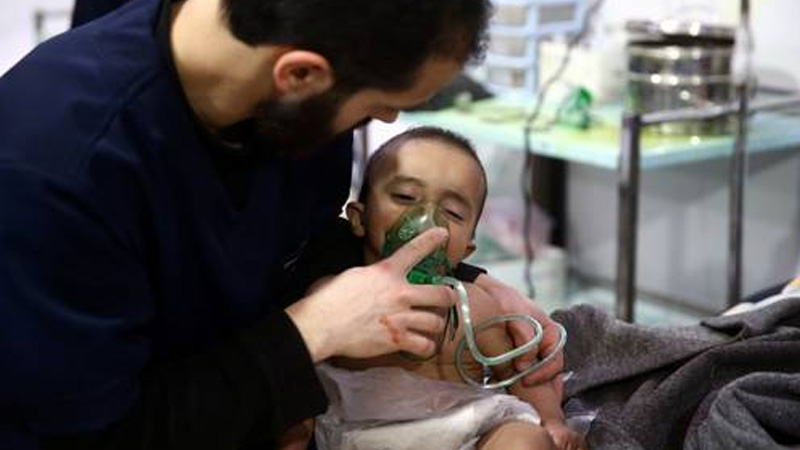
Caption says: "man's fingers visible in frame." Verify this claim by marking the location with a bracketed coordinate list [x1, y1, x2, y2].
[392, 310, 447, 337]
[396, 332, 438, 359]
[405, 284, 457, 309]
[518, 321, 565, 385]
[534, 351, 564, 380]
[538, 321, 565, 371]
[508, 320, 537, 361]
[508, 319, 535, 349]
[383, 227, 449, 274]
[380, 310, 448, 358]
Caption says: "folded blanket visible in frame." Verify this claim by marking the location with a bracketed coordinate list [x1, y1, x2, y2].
[553, 294, 800, 450]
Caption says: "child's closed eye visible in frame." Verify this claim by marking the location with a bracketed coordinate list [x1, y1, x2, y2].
[391, 193, 417, 204]
[444, 209, 465, 221]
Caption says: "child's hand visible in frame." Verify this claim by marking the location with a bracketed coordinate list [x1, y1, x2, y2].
[544, 421, 587, 450]
[473, 273, 564, 386]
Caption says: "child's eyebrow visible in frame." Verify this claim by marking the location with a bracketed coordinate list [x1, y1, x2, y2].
[387, 175, 425, 187]
[388, 176, 476, 211]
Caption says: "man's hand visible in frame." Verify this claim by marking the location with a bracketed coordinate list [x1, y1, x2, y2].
[473, 273, 564, 386]
[286, 228, 457, 362]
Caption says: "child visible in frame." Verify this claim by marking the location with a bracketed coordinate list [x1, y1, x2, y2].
[284, 126, 585, 450]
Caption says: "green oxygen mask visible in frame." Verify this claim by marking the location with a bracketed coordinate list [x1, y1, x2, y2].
[381, 205, 453, 284]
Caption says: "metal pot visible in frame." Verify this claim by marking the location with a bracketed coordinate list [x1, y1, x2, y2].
[626, 20, 735, 135]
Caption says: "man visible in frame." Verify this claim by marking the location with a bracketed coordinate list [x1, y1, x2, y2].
[0, 0, 561, 449]
[71, 0, 131, 27]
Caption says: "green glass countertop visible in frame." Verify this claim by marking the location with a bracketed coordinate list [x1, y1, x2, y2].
[402, 98, 800, 170]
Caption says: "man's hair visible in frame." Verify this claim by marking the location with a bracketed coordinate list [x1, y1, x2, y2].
[221, 0, 491, 92]
[359, 126, 488, 226]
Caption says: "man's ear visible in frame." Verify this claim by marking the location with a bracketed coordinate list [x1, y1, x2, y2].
[272, 50, 334, 100]
[345, 202, 366, 237]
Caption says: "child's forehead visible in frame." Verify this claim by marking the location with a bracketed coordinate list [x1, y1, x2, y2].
[377, 138, 480, 177]
[372, 139, 485, 206]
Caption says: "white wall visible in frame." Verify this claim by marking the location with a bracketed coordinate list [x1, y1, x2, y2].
[748, 0, 800, 91]
[0, 0, 72, 75]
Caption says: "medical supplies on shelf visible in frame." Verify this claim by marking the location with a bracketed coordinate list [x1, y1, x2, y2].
[474, 0, 588, 96]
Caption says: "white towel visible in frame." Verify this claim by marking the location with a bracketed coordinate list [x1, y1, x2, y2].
[315, 364, 539, 450]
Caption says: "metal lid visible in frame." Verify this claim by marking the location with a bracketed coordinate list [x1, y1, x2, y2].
[626, 19, 735, 40]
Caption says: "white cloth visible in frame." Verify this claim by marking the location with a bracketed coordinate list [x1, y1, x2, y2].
[315, 364, 540, 450]
[723, 276, 800, 316]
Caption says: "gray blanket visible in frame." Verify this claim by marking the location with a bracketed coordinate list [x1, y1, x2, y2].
[552, 296, 800, 450]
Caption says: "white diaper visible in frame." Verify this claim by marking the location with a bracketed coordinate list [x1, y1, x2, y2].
[315, 364, 540, 450]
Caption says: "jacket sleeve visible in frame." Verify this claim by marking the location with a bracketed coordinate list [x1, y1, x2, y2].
[40, 312, 327, 450]
[0, 165, 327, 450]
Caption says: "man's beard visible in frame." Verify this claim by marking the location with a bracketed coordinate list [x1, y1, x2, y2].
[245, 86, 352, 159]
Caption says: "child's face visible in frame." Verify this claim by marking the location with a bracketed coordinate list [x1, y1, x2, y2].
[351, 138, 485, 266]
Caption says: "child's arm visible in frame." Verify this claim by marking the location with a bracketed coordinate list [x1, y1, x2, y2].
[465, 284, 585, 450]
[464, 288, 565, 424]
[508, 378, 588, 450]
[472, 273, 564, 386]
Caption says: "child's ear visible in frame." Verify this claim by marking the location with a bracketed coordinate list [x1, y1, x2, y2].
[463, 240, 477, 260]
[345, 201, 366, 237]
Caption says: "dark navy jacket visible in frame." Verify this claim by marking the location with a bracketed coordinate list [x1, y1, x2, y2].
[72, 0, 132, 27]
[0, 0, 351, 447]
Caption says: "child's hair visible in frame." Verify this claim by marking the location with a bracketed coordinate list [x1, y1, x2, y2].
[358, 126, 488, 223]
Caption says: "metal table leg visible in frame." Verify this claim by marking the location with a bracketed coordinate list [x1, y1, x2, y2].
[728, 84, 749, 307]
[617, 113, 642, 322]
[728, 0, 752, 308]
